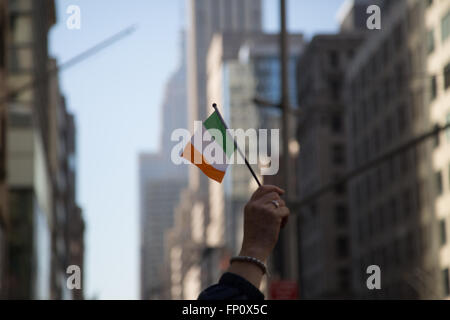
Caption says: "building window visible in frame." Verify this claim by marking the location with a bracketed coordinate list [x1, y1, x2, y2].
[397, 105, 407, 134]
[335, 205, 348, 227]
[336, 236, 349, 258]
[352, 111, 358, 135]
[405, 232, 416, 260]
[443, 268, 450, 297]
[330, 79, 341, 99]
[332, 144, 346, 165]
[338, 268, 350, 291]
[329, 50, 339, 68]
[374, 128, 381, 155]
[400, 152, 410, 176]
[440, 219, 447, 247]
[348, 50, 355, 60]
[331, 114, 342, 133]
[436, 171, 444, 196]
[403, 188, 412, 218]
[430, 76, 437, 101]
[447, 114, 450, 141]
[376, 168, 383, 192]
[445, 63, 450, 90]
[448, 163, 450, 193]
[9, 14, 33, 44]
[395, 63, 405, 92]
[434, 129, 441, 149]
[385, 116, 393, 144]
[390, 197, 398, 225]
[383, 78, 391, 105]
[334, 180, 347, 195]
[372, 92, 379, 115]
[442, 11, 450, 43]
[388, 157, 396, 182]
[8, 47, 33, 74]
[394, 23, 404, 49]
[427, 30, 435, 54]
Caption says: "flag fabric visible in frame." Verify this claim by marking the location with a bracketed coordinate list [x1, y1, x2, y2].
[182, 111, 236, 183]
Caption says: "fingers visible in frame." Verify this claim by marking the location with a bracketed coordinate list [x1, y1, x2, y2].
[278, 198, 286, 208]
[259, 192, 286, 208]
[276, 207, 290, 218]
[260, 196, 290, 217]
[252, 185, 285, 200]
[260, 191, 281, 203]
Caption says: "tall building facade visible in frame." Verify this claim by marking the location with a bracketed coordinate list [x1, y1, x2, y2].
[296, 34, 365, 299]
[345, 0, 441, 299]
[139, 33, 188, 300]
[0, 0, 8, 299]
[1, 0, 84, 300]
[139, 158, 187, 300]
[47, 60, 84, 300]
[6, 0, 56, 300]
[426, 0, 450, 298]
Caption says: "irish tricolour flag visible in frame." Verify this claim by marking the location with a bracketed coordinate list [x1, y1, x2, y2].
[182, 110, 236, 183]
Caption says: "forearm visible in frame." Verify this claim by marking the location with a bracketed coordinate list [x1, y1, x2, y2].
[227, 248, 267, 289]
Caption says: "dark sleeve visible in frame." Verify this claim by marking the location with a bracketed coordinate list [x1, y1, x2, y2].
[197, 272, 265, 300]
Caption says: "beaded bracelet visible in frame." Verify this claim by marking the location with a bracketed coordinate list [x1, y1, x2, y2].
[230, 256, 268, 276]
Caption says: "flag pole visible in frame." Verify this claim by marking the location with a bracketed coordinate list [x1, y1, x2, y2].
[212, 103, 262, 187]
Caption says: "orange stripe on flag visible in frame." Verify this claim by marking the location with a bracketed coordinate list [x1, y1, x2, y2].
[182, 142, 226, 183]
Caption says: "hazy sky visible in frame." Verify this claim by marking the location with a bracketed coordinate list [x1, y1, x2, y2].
[49, 0, 346, 300]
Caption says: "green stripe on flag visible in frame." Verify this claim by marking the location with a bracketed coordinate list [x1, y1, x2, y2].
[203, 111, 236, 159]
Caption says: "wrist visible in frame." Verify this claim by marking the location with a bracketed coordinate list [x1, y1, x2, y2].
[239, 246, 269, 263]
[228, 259, 265, 289]
[230, 256, 268, 275]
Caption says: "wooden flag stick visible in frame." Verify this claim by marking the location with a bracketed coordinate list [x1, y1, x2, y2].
[212, 103, 262, 187]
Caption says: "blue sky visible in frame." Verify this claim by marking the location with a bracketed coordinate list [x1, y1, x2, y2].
[49, 0, 346, 300]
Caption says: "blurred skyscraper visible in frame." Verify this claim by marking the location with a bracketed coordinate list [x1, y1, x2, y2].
[344, 0, 445, 298]
[139, 32, 188, 300]
[0, 0, 8, 299]
[296, 33, 365, 299]
[1, 0, 84, 300]
[48, 59, 84, 300]
[6, 0, 56, 300]
[425, 0, 450, 299]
